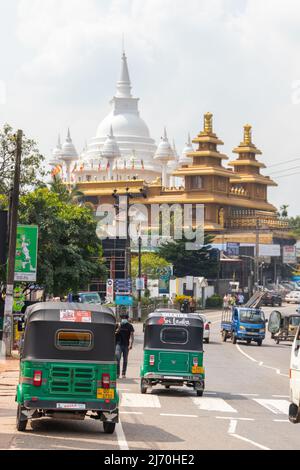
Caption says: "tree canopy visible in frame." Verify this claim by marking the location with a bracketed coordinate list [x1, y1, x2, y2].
[0, 123, 45, 195]
[18, 188, 107, 296]
[131, 253, 169, 279]
[158, 233, 219, 278]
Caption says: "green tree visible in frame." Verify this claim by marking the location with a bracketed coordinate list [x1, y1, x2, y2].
[131, 253, 169, 279]
[280, 205, 289, 218]
[0, 124, 45, 195]
[158, 233, 219, 278]
[289, 216, 300, 238]
[49, 175, 85, 204]
[19, 188, 107, 296]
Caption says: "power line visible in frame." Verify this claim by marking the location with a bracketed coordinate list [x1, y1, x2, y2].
[269, 164, 300, 176]
[267, 157, 300, 169]
[273, 171, 300, 179]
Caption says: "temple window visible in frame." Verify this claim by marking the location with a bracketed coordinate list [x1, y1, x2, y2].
[190, 176, 203, 189]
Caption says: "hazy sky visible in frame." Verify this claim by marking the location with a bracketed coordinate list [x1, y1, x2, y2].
[0, 0, 300, 215]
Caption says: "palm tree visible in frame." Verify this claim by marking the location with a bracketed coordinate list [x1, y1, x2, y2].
[49, 175, 84, 204]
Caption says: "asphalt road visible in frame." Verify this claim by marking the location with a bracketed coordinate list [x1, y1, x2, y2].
[1, 304, 300, 451]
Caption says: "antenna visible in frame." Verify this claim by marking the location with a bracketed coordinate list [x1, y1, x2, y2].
[122, 33, 125, 54]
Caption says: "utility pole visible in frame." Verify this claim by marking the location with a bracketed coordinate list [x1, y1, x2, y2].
[138, 235, 142, 322]
[4, 130, 22, 357]
[255, 218, 260, 291]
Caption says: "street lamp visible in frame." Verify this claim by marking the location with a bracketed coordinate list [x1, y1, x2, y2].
[132, 210, 147, 322]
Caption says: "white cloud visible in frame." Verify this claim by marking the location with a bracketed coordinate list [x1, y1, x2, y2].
[0, 0, 300, 214]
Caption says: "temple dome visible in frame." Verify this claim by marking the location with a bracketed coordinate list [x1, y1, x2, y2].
[96, 112, 151, 139]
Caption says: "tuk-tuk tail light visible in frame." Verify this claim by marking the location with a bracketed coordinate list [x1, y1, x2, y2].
[193, 358, 199, 367]
[33, 371, 42, 387]
[102, 373, 110, 389]
[150, 355, 155, 366]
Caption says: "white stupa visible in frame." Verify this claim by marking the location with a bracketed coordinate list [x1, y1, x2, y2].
[60, 129, 79, 183]
[179, 133, 193, 166]
[101, 126, 121, 180]
[154, 128, 175, 187]
[86, 51, 160, 181]
[167, 140, 180, 187]
[49, 135, 63, 168]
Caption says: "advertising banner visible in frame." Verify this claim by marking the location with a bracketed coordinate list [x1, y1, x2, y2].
[259, 244, 281, 257]
[283, 246, 297, 264]
[106, 279, 114, 303]
[14, 225, 38, 282]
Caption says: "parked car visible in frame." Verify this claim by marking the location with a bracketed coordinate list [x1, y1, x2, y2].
[261, 291, 282, 307]
[286, 291, 300, 304]
[195, 313, 211, 344]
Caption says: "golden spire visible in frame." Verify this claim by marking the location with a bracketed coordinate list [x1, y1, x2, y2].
[204, 112, 213, 134]
[243, 124, 252, 146]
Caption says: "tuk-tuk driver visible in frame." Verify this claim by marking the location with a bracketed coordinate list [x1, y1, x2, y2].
[115, 313, 135, 379]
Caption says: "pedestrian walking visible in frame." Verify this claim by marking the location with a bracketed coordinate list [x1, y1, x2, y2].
[115, 312, 135, 379]
[223, 293, 230, 312]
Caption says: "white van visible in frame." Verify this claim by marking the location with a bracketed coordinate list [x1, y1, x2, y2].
[289, 327, 300, 423]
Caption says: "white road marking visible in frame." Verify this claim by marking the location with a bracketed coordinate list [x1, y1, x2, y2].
[228, 420, 238, 434]
[118, 388, 131, 392]
[231, 433, 270, 450]
[216, 417, 254, 421]
[121, 393, 161, 408]
[273, 419, 289, 423]
[116, 420, 129, 451]
[236, 344, 289, 377]
[204, 392, 217, 395]
[272, 395, 289, 398]
[236, 345, 258, 362]
[254, 399, 290, 415]
[235, 393, 259, 397]
[160, 413, 198, 418]
[192, 397, 237, 413]
[120, 412, 143, 415]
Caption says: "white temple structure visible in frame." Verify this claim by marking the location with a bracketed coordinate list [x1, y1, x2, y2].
[49, 50, 193, 186]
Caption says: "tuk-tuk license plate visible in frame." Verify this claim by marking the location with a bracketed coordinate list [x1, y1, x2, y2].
[57, 403, 86, 410]
[97, 389, 115, 400]
[192, 366, 203, 374]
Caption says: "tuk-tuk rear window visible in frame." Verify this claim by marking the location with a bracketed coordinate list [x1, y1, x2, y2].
[161, 328, 188, 345]
[56, 330, 93, 350]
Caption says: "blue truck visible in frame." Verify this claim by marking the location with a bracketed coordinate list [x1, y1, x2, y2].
[221, 306, 266, 346]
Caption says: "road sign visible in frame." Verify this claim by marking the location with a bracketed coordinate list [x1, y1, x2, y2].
[115, 279, 132, 293]
[226, 242, 240, 256]
[136, 278, 145, 291]
[14, 225, 38, 282]
[115, 295, 133, 306]
[283, 246, 297, 264]
[106, 279, 114, 303]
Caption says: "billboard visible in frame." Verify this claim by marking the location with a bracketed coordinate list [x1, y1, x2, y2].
[259, 244, 281, 257]
[283, 246, 297, 264]
[14, 225, 38, 282]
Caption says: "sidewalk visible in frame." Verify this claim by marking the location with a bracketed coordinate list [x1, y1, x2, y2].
[0, 354, 19, 375]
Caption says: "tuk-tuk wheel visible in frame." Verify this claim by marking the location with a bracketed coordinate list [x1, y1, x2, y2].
[16, 405, 28, 432]
[141, 379, 148, 394]
[196, 390, 204, 397]
[257, 340, 263, 346]
[232, 334, 237, 345]
[276, 339, 280, 345]
[103, 422, 116, 434]
[222, 331, 227, 342]
[247, 339, 251, 345]
[289, 404, 300, 424]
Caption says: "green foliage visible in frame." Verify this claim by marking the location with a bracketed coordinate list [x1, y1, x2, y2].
[0, 124, 45, 195]
[289, 216, 300, 239]
[0, 194, 8, 210]
[205, 294, 223, 308]
[158, 233, 219, 278]
[19, 188, 107, 296]
[49, 176, 85, 204]
[131, 252, 169, 279]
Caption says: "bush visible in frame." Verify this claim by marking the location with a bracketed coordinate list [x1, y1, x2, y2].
[205, 294, 223, 308]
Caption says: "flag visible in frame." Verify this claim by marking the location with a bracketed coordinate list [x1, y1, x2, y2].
[80, 163, 85, 172]
[141, 160, 145, 170]
[98, 161, 102, 171]
[51, 164, 62, 177]
[106, 161, 110, 172]
[132, 159, 135, 170]
[72, 163, 77, 173]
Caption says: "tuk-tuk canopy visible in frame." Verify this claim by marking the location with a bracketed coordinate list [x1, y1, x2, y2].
[144, 312, 204, 352]
[22, 303, 116, 362]
[268, 310, 300, 335]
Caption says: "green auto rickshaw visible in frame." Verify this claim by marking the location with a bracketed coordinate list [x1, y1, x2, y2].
[16, 302, 119, 434]
[140, 311, 205, 396]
